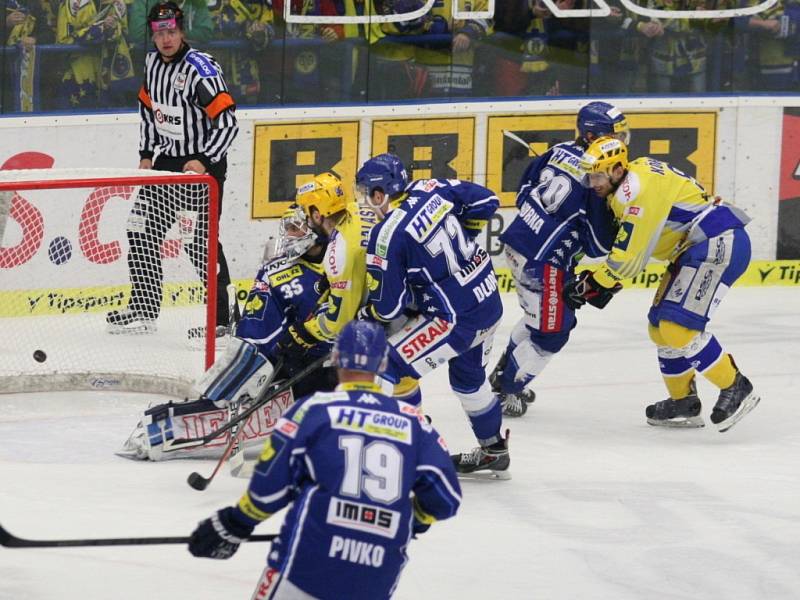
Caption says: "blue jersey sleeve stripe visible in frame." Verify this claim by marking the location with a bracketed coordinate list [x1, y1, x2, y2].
[250, 485, 291, 506]
[416, 465, 462, 503]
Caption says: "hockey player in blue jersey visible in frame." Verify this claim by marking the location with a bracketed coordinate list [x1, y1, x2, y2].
[118, 205, 337, 460]
[236, 204, 334, 389]
[489, 102, 627, 417]
[188, 320, 462, 600]
[355, 153, 510, 478]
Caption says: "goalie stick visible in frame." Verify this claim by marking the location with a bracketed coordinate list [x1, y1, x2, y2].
[0, 522, 275, 548]
[163, 354, 329, 454]
[187, 358, 285, 491]
[226, 282, 239, 335]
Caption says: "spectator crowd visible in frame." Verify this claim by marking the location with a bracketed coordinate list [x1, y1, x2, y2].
[2, 0, 799, 112]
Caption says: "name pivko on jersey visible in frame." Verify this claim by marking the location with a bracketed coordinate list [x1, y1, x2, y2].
[138, 45, 238, 166]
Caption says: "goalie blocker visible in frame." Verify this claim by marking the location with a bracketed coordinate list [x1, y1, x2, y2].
[118, 337, 336, 460]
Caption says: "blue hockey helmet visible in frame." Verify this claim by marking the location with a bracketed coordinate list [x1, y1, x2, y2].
[577, 102, 630, 145]
[355, 153, 409, 205]
[332, 321, 389, 374]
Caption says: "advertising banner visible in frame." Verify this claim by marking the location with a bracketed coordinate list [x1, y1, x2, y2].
[370, 117, 475, 181]
[486, 111, 717, 207]
[252, 121, 360, 218]
[778, 107, 800, 258]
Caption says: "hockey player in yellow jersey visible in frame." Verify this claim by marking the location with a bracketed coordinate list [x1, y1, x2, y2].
[277, 172, 379, 353]
[564, 136, 761, 433]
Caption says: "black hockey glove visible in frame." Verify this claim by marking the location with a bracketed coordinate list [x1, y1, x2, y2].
[562, 270, 622, 310]
[188, 507, 254, 560]
[277, 321, 318, 357]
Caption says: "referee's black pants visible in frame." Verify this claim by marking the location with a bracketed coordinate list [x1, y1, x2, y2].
[125, 155, 235, 327]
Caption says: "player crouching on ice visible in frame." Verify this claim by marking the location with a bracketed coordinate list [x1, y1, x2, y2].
[567, 136, 760, 432]
[355, 153, 511, 478]
[188, 320, 462, 600]
[118, 205, 337, 460]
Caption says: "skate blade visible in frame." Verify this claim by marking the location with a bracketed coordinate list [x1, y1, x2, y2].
[457, 469, 511, 481]
[647, 415, 705, 428]
[716, 393, 761, 433]
[501, 410, 527, 418]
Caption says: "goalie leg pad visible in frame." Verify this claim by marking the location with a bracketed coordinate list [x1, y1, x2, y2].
[193, 337, 275, 407]
[117, 389, 296, 461]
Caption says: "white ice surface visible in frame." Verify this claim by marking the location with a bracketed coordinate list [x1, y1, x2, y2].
[1, 288, 799, 600]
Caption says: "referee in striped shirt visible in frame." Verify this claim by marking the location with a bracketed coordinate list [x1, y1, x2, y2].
[108, 1, 239, 336]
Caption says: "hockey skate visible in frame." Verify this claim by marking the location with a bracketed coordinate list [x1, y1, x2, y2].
[491, 353, 535, 418]
[500, 393, 528, 417]
[645, 381, 704, 428]
[116, 419, 149, 460]
[106, 308, 156, 335]
[451, 431, 510, 480]
[710, 371, 760, 433]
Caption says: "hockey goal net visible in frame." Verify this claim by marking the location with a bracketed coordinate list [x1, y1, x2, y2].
[0, 168, 219, 397]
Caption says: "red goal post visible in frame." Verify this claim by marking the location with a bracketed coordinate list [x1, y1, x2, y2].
[0, 168, 220, 397]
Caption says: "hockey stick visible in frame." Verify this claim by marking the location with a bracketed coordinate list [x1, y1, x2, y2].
[226, 283, 239, 335]
[187, 357, 285, 491]
[0, 522, 275, 548]
[164, 354, 329, 454]
[502, 129, 540, 157]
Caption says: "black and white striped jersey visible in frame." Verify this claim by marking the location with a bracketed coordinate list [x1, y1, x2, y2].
[138, 44, 238, 168]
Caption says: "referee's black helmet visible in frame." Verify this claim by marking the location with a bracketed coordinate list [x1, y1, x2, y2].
[148, 1, 184, 31]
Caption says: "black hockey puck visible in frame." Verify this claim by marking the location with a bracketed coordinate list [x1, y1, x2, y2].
[187, 472, 209, 491]
[33, 350, 47, 363]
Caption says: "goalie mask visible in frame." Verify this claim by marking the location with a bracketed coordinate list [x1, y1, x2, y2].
[263, 204, 319, 263]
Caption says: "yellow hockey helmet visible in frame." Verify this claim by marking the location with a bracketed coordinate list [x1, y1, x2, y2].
[295, 172, 349, 218]
[581, 136, 629, 177]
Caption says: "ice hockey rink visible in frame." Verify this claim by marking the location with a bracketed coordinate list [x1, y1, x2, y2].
[1, 287, 798, 600]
